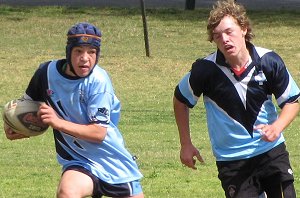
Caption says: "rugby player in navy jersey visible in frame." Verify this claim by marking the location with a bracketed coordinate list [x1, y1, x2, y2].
[4, 22, 144, 198]
[173, 0, 300, 197]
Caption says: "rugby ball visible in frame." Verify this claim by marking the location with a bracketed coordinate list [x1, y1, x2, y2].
[2, 99, 49, 137]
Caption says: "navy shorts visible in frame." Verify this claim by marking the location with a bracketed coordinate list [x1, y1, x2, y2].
[64, 166, 143, 198]
[216, 143, 295, 198]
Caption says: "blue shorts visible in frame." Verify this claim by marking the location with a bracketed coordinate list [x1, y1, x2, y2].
[64, 165, 143, 198]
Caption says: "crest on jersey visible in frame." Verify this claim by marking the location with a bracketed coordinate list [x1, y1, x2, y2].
[98, 107, 109, 116]
[47, 89, 54, 97]
[91, 107, 109, 124]
[228, 185, 236, 198]
[254, 70, 267, 85]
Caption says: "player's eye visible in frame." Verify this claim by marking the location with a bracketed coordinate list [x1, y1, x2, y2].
[88, 49, 97, 55]
[213, 33, 221, 40]
[73, 48, 82, 54]
[225, 30, 233, 35]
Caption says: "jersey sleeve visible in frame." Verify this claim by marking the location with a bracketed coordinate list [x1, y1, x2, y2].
[88, 91, 113, 126]
[25, 61, 50, 101]
[174, 59, 215, 108]
[87, 71, 120, 127]
[262, 52, 300, 108]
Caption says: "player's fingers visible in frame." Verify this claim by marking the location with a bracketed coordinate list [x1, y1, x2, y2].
[5, 129, 28, 140]
[37, 108, 42, 118]
[263, 130, 278, 142]
[187, 159, 197, 170]
[253, 124, 265, 130]
[186, 155, 204, 169]
[9, 133, 28, 140]
[191, 158, 197, 170]
[181, 156, 196, 169]
[196, 152, 205, 163]
[39, 103, 48, 108]
[254, 124, 270, 139]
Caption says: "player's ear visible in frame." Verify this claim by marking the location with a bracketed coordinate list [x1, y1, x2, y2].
[241, 28, 247, 37]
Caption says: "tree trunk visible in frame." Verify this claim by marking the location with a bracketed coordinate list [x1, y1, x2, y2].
[185, 0, 195, 10]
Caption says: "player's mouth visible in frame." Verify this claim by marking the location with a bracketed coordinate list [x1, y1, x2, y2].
[78, 65, 91, 74]
[224, 45, 235, 53]
[79, 65, 90, 70]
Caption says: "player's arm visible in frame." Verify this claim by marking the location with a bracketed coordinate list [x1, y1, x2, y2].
[38, 103, 107, 143]
[255, 101, 299, 142]
[173, 96, 192, 146]
[173, 96, 204, 169]
[275, 101, 299, 131]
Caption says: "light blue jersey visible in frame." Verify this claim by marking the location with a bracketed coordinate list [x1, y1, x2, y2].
[175, 43, 300, 161]
[26, 59, 143, 184]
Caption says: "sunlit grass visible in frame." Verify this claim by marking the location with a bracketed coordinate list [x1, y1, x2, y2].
[0, 5, 299, 197]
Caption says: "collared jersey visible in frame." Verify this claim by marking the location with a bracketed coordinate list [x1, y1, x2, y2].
[25, 59, 143, 184]
[175, 43, 300, 161]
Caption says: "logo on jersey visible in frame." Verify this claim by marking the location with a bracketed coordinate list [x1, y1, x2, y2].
[254, 70, 267, 85]
[98, 107, 109, 116]
[47, 89, 54, 97]
[91, 107, 109, 124]
[228, 185, 236, 198]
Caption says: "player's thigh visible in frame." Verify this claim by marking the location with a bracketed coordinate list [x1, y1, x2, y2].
[57, 169, 94, 198]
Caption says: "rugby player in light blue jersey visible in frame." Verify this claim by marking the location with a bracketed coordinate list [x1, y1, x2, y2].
[4, 22, 144, 198]
[173, 0, 300, 197]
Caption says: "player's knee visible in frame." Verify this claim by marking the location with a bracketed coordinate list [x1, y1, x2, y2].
[56, 185, 79, 198]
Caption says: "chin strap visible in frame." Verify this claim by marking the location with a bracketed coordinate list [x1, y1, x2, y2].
[68, 63, 79, 77]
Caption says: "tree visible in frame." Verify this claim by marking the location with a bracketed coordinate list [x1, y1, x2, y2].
[185, 0, 195, 10]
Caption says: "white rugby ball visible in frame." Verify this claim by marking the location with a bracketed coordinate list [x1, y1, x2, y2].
[2, 99, 49, 137]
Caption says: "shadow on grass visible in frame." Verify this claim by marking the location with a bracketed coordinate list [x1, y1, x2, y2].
[0, 5, 299, 26]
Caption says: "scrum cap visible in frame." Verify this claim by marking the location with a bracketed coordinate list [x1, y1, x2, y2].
[66, 22, 102, 72]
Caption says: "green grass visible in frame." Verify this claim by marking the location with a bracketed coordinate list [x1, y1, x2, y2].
[0, 5, 300, 198]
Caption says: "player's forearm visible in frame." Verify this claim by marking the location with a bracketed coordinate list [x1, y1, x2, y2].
[273, 102, 299, 132]
[173, 97, 193, 146]
[54, 119, 107, 143]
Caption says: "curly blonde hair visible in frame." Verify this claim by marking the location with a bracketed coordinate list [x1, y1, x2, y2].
[207, 0, 254, 42]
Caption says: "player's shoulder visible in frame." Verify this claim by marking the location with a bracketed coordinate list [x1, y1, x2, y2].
[36, 59, 63, 74]
[190, 52, 220, 77]
[253, 46, 285, 72]
[91, 65, 111, 80]
[254, 46, 272, 57]
[38, 61, 51, 69]
[38, 59, 62, 69]
[87, 65, 114, 92]
[253, 45, 282, 62]
[193, 51, 218, 66]
[30, 60, 54, 79]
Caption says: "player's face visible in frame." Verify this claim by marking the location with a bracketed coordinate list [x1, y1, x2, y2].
[69, 45, 97, 77]
[212, 15, 247, 59]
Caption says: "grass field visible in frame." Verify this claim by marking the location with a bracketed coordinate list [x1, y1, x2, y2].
[0, 5, 299, 198]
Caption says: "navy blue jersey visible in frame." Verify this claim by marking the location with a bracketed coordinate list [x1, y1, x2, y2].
[25, 59, 143, 184]
[175, 43, 300, 161]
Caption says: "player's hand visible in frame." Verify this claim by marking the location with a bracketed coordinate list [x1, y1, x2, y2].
[38, 103, 62, 129]
[180, 144, 205, 170]
[3, 122, 29, 140]
[254, 124, 281, 142]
